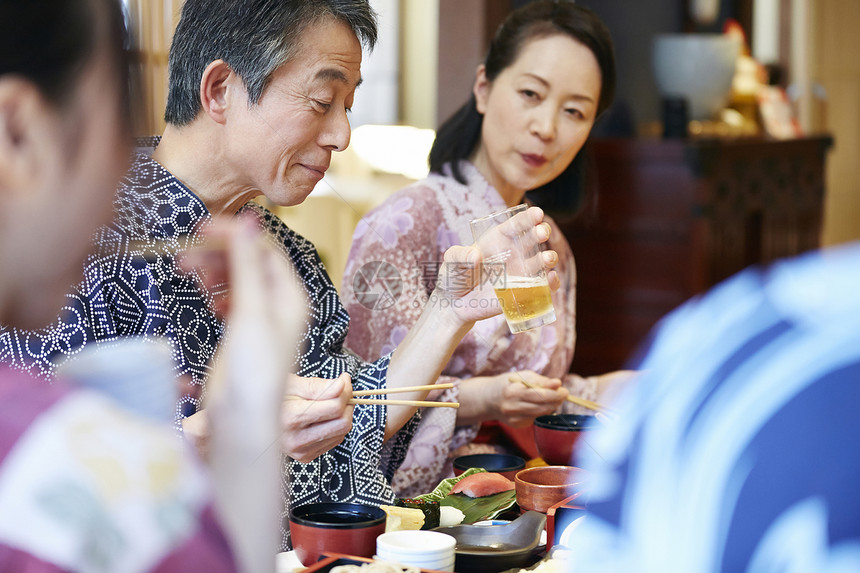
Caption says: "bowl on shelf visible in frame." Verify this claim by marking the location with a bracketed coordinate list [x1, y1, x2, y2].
[514, 465, 587, 513]
[289, 502, 387, 566]
[452, 453, 526, 480]
[533, 413, 596, 466]
[652, 33, 741, 120]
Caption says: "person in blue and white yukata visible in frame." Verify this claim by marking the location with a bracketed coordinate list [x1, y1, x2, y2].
[568, 242, 860, 572]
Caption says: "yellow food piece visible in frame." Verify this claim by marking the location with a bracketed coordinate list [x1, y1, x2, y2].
[379, 505, 425, 532]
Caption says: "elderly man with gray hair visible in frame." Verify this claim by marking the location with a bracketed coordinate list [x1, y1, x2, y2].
[0, 0, 559, 550]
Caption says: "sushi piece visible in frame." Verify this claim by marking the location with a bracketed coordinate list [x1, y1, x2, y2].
[449, 472, 515, 498]
[439, 505, 466, 527]
[395, 498, 441, 529]
[380, 505, 424, 532]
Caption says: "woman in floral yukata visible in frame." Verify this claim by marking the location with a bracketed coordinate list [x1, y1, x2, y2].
[343, 0, 635, 497]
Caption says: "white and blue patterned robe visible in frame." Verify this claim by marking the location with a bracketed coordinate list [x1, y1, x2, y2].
[569, 242, 860, 571]
[0, 146, 418, 549]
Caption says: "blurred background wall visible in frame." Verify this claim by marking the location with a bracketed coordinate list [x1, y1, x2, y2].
[126, 0, 858, 290]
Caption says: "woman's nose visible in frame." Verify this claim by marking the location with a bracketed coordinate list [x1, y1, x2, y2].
[530, 105, 557, 141]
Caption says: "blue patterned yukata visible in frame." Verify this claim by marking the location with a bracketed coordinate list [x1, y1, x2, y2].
[569, 242, 860, 572]
[0, 144, 417, 549]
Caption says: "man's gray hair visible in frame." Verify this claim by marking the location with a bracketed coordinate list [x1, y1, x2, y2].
[164, 0, 377, 126]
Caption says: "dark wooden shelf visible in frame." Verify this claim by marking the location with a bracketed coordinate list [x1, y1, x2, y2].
[559, 135, 833, 375]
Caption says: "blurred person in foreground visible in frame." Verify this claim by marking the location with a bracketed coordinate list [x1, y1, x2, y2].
[567, 242, 860, 571]
[0, 0, 560, 549]
[0, 0, 306, 571]
[342, 0, 635, 496]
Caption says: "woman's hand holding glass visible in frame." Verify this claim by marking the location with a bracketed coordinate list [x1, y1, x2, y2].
[434, 206, 559, 326]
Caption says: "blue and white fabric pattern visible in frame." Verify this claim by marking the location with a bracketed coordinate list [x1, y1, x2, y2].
[0, 147, 418, 549]
[569, 242, 860, 572]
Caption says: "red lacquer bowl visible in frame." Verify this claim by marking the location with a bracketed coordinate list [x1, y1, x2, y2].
[289, 502, 387, 566]
[533, 414, 596, 466]
[514, 465, 587, 513]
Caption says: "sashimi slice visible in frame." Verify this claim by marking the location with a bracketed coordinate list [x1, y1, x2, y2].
[449, 472, 515, 498]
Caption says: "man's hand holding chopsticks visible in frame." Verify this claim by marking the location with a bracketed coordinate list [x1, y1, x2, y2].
[281, 372, 354, 462]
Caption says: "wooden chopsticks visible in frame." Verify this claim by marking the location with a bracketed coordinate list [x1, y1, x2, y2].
[564, 394, 614, 415]
[508, 375, 617, 417]
[349, 383, 459, 408]
[349, 398, 458, 408]
[351, 383, 453, 396]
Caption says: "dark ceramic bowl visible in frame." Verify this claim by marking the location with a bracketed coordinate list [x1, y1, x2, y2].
[533, 414, 596, 466]
[289, 502, 387, 566]
[433, 510, 546, 572]
[452, 453, 526, 480]
[514, 465, 587, 513]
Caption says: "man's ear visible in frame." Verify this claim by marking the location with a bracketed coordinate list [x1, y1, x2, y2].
[199, 59, 238, 125]
[473, 64, 490, 115]
[0, 77, 57, 196]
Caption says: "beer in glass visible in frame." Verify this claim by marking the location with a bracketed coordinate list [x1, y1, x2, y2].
[470, 205, 556, 333]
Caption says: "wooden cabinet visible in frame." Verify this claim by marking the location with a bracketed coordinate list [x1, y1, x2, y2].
[559, 136, 832, 375]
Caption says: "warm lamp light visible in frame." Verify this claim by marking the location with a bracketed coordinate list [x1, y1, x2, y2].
[350, 124, 436, 180]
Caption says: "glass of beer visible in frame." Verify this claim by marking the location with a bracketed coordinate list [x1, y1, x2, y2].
[470, 204, 556, 333]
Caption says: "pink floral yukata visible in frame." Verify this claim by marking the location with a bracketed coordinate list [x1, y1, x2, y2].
[342, 161, 599, 497]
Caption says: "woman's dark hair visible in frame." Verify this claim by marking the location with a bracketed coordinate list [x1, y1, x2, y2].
[0, 0, 131, 116]
[429, 0, 615, 217]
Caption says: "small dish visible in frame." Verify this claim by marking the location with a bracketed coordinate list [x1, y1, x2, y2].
[376, 530, 457, 571]
[545, 493, 584, 551]
[473, 520, 548, 548]
[452, 453, 526, 480]
[552, 505, 588, 551]
[473, 519, 512, 526]
[433, 510, 546, 572]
